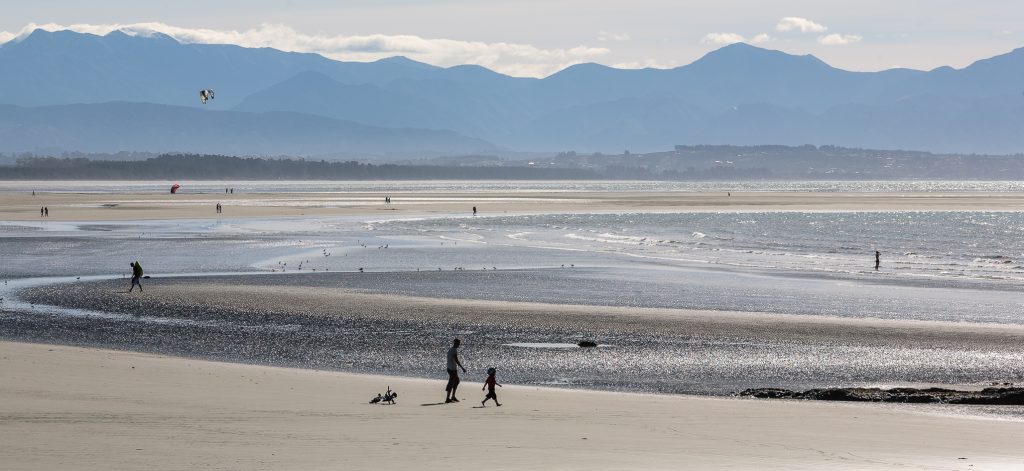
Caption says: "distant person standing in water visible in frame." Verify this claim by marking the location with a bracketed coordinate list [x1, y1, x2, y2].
[875, 251, 881, 270]
[445, 338, 466, 403]
[129, 261, 144, 292]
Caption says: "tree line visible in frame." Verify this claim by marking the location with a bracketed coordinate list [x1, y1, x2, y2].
[0, 154, 603, 180]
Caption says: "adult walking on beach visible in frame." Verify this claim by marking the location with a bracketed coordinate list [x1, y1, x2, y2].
[129, 261, 144, 292]
[445, 338, 466, 403]
[875, 251, 881, 270]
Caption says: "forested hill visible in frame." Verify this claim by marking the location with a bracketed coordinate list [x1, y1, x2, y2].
[7, 146, 1024, 180]
[0, 154, 600, 180]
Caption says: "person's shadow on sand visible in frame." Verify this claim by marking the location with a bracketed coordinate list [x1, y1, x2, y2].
[420, 402, 449, 406]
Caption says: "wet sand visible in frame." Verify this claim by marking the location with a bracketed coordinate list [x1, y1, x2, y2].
[2, 340, 1022, 470]
[11, 277, 1024, 395]
[6, 188, 1024, 468]
[5, 190, 1024, 221]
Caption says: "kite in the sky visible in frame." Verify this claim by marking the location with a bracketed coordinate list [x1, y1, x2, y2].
[199, 89, 215, 104]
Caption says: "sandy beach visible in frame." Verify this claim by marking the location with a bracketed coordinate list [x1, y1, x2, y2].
[4, 184, 1024, 469]
[2, 340, 1022, 470]
[5, 188, 1024, 221]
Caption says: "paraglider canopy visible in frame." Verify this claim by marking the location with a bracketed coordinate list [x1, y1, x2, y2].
[170, 183, 181, 194]
[199, 89, 215, 104]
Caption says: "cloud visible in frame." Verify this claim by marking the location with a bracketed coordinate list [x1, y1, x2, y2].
[775, 17, 827, 33]
[0, 22, 611, 78]
[817, 33, 862, 45]
[612, 58, 679, 70]
[750, 33, 773, 44]
[700, 32, 745, 46]
[598, 31, 631, 42]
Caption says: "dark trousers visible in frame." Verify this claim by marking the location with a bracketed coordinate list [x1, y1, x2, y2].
[445, 369, 460, 392]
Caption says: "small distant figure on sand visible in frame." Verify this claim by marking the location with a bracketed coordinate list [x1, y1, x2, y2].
[44, 207, 48, 217]
[445, 338, 467, 403]
[40, 207, 44, 217]
[129, 261, 144, 292]
[32, 190, 35, 196]
[225, 188, 229, 194]
[875, 251, 881, 270]
[472, 206, 477, 216]
[230, 188, 234, 194]
[215, 202, 222, 214]
[481, 367, 502, 407]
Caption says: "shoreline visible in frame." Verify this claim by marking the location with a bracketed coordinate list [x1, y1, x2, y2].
[6, 189, 1024, 221]
[5, 186, 1024, 467]
[8, 276, 1024, 397]
[3, 340, 1023, 470]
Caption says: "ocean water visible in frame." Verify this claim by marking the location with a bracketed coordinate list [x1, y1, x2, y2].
[3, 181, 1024, 398]
[376, 210, 1024, 289]
[5, 210, 1024, 322]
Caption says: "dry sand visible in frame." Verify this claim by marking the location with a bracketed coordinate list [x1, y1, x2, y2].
[1, 341, 1021, 470]
[5, 190, 1024, 221]
[5, 188, 1024, 469]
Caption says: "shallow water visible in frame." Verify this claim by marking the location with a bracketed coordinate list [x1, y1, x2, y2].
[7, 273, 1024, 399]
[3, 182, 1024, 406]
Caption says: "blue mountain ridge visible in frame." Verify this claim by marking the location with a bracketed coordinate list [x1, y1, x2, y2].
[2, 29, 1024, 154]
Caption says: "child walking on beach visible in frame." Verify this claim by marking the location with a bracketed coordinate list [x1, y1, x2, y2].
[482, 367, 502, 407]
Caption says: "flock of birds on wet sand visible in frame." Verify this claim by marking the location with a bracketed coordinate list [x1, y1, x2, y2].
[266, 240, 577, 274]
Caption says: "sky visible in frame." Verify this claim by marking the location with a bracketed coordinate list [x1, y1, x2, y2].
[1, 0, 1022, 77]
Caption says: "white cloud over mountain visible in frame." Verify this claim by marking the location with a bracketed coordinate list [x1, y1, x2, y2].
[818, 33, 863, 45]
[700, 32, 745, 46]
[0, 22, 611, 78]
[776, 17, 828, 34]
[701, 18, 860, 49]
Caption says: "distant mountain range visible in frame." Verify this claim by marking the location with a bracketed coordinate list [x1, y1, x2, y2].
[1, 29, 1024, 156]
[0, 102, 491, 157]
